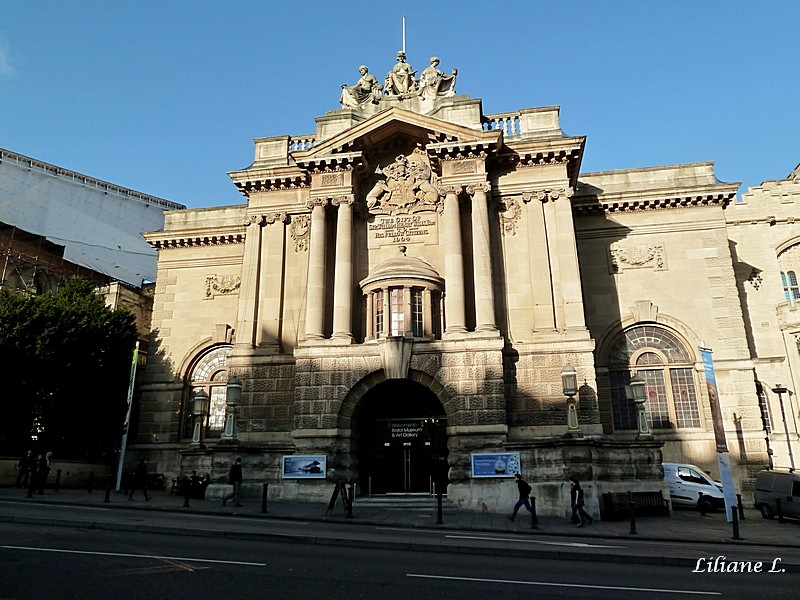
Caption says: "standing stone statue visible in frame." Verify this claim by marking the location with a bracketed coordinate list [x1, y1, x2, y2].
[383, 51, 417, 96]
[340, 65, 382, 107]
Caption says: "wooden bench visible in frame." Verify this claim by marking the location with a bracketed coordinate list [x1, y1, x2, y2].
[601, 490, 671, 520]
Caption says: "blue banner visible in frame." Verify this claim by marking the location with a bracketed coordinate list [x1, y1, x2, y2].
[471, 453, 520, 478]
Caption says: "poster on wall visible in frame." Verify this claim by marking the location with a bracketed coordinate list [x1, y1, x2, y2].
[471, 452, 520, 478]
[282, 455, 327, 479]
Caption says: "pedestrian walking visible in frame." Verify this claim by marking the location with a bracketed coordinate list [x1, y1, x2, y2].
[222, 457, 243, 507]
[506, 473, 533, 522]
[36, 451, 53, 495]
[128, 458, 151, 501]
[15, 450, 35, 488]
[569, 477, 593, 527]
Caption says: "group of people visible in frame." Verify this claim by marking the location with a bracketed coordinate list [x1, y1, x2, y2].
[16, 450, 53, 495]
[508, 473, 593, 527]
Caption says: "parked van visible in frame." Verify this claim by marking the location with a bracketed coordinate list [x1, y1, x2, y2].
[754, 470, 800, 520]
[662, 463, 725, 511]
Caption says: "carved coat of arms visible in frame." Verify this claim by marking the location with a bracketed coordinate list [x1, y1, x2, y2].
[366, 149, 442, 215]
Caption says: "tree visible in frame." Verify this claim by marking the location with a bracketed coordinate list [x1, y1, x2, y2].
[0, 277, 138, 460]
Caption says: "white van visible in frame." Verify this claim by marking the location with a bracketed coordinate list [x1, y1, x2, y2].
[662, 463, 725, 511]
[754, 470, 800, 520]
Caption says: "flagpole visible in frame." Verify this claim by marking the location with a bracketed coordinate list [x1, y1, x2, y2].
[116, 340, 140, 491]
[402, 16, 406, 54]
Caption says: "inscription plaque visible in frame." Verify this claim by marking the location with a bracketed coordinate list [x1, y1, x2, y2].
[367, 212, 439, 248]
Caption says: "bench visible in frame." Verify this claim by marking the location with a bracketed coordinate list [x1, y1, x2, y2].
[601, 490, 671, 520]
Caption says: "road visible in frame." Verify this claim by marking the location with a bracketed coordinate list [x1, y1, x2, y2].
[0, 523, 794, 599]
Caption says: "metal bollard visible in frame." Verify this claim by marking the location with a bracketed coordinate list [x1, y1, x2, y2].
[436, 492, 443, 525]
[87, 471, 95, 494]
[530, 496, 539, 530]
[628, 491, 637, 534]
[104, 475, 112, 503]
[736, 493, 745, 520]
[732, 505, 741, 540]
[699, 493, 707, 516]
[261, 482, 269, 514]
[775, 496, 784, 523]
[183, 478, 191, 508]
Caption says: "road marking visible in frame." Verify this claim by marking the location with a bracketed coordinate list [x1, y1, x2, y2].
[2, 545, 266, 567]
[407, 574, 721, 595]
[446, 534, 625, 548]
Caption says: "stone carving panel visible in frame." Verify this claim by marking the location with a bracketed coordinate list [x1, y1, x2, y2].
[205, 275, 241, 299]
[609, 244, 667, 273]
[289, 215, 311, 252]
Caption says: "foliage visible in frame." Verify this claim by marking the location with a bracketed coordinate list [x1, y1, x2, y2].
[0, 277, 138, 460]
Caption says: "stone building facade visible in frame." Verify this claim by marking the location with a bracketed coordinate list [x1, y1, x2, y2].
[136, 55, 797, 516]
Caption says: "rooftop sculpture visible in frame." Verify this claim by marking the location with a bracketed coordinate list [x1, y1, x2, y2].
[339, 53, 457, 108]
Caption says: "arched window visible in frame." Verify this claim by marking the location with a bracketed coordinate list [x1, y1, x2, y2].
[781, 271, 800, 303]
[607, 325, 701, 431]
[184, 345, 231, 438]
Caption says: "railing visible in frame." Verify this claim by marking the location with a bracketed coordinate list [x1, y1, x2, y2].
[483, 112, 522, 137]
[289, 135, 316, 152]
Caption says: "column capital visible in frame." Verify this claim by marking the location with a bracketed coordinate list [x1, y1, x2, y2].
[265, 212, 288, 225]
[521, 187, 574, 203]
[465, 181, 491, 196]
[331, 194, 355, 207]
[306, 197, 330, 209]
[439, 184, 463, 197]
[243, 214, 266, 226]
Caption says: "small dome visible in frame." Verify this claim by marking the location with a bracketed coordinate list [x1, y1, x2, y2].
[360, 246, 443, 288]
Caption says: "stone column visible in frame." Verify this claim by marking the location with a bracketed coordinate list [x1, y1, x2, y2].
[365, 292, 374, 341]
[234, 214, 264, 348]
[524, 191, 556, 332]
[403, 286, 413, 337]
[467, 182, 497, 333]
[305, 198, 328, 340]
[442, 185, 467, 336]
[257, 212, 286, 351]
[331, 195, 354, 342]
[551, 187, 586, 329]
[423, 288, 433, 339]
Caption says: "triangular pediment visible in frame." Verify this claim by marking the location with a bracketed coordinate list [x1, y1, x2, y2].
[297, 107, 501, 159]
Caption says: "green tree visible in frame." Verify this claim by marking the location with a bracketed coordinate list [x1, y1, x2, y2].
[0, 277, 138, 460]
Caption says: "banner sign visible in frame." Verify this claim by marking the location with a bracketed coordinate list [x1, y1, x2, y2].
[282, 455, 327, 479]
[700, 347, 728, 452]
[471, 452, 520, 478]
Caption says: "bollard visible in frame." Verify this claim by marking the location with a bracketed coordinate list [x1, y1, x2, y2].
[736, 494, 745, 520]
[628, 491, 637, 534]
[54, 469, 62, 493]
[436, 492, 443, 525]
[344, 481, 354, 518]
[183, 477, 191, 508]
[699, 493, 707, 516]
[775, 496, 784, 523]
[530, 496, 539, 530]
[87, 471, 95, 494]
[261, 482, 269, 514]
[732, 505, 741, 540]
[104, 475, 112, 503]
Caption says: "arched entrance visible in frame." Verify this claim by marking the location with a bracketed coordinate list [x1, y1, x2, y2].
[355, 379, 448, 495]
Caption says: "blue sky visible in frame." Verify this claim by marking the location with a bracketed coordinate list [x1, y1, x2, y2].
[1, 2, 797, 209]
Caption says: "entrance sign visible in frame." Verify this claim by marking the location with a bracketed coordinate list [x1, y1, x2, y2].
[471, 452, 520, 478]
[282, 455, 327, 479]
[390, 421, 424, 439]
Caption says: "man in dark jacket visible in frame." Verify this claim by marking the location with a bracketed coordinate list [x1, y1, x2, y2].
[222, 457, 243, 507]
[36, 451, 53, 495]
[507, 473, 533, 522]
[128, 458, 151, 501]
[16, 450, 35, 488]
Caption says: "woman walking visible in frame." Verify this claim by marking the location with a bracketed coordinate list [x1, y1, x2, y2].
[569, 477, 593, 527]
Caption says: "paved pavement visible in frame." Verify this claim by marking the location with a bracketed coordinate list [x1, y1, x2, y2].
[1, 484, 798, 550]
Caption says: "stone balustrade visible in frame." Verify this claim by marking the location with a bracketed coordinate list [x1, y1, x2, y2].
[483, 112, 522, 137]
[289, 135, 316, 152]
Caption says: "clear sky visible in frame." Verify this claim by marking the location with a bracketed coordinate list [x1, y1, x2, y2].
[1, 2, 797, 209]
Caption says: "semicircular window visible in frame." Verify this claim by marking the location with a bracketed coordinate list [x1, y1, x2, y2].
[608, 325, 701, 431]
[184, 345, 232, 438]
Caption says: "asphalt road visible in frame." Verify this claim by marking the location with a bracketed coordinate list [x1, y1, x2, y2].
[0, 514, 796, 599]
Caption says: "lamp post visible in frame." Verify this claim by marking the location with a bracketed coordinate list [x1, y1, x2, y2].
[222, 375, 242, 443]
[191, 389, 210, 448]
[772, 384, 796, 472]
[627, 373, 651, 439]
[561, 364, 581, 437]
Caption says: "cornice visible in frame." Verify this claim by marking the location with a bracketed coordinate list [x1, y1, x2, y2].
[426, 140, 500, 159]
[573, 185, 738, 215]
[144, 226, 245, 250]
[293, 151, 364, 173]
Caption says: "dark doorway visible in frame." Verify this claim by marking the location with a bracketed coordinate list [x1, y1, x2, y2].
[355, 379, 448, 495]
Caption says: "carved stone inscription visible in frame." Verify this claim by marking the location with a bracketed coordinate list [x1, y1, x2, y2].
[367, 212, 439, 248]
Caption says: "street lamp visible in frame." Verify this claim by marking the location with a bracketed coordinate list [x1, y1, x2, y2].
[561, 364, 581, 437]
[626, 373, 652, 439]
[772, 383, 796, 472]
[191, 389, 210, 448]
[222, 375, 242, 443]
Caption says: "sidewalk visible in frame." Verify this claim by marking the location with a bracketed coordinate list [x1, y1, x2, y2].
[2, 485, 798, 549]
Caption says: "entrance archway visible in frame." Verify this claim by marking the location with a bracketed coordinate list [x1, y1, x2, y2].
[355, 379, 448, 495]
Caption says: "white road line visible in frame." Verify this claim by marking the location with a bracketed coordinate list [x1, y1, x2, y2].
[446, 534, 626, 548]
[2, 545, 266, 567]
[406, 573, 721, 595]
